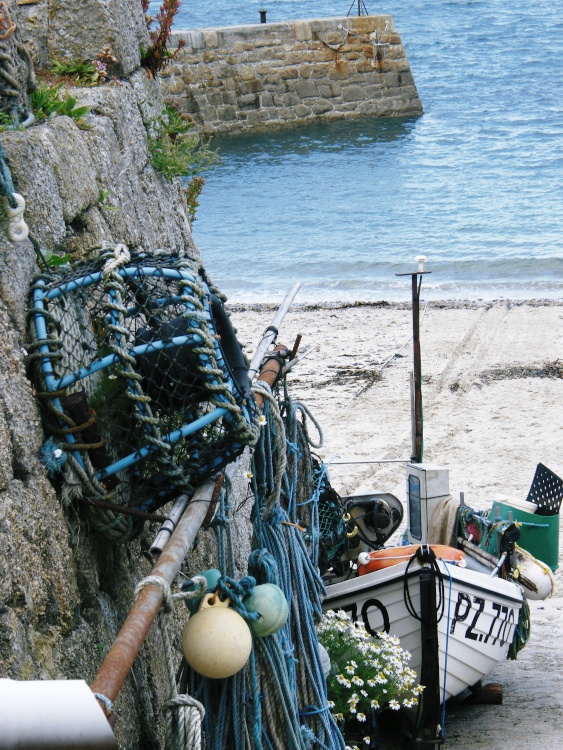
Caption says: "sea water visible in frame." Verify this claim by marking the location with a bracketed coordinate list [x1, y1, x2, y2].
[148, 1, 563, 302]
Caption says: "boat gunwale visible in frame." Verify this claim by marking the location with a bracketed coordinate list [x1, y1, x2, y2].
[324, 559, 524, 607]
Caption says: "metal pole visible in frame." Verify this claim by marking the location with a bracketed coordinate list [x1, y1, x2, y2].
[149, 493, 190, 555]
[90, 478, 217, 707]
[252, 343, 289, 410]
[396, 257, 430, 464]
[247, 282, 301, 380]
[412, 273, 423, 463]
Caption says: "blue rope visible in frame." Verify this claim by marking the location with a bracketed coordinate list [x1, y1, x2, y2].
[215, 575, 261, 622]
[186, 383, 344, 748]
[250, 389, 345, 750]
[0, 140, 17, 207]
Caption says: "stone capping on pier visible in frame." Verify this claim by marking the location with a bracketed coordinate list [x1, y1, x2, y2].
[161, 15, 423, 136]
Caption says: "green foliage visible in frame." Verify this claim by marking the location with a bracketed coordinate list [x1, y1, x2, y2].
[52, 59, 102, 87]
[141, 0, 186, 77]
[147, 103, 218, 181]
[30, 82, 64, 119]
[56, 95, 92, 125]
[184, 176, 205, 222]
[317, 610, 424, 731]
[98, 189, 119, 212]
[0, 111, 20, 131]
[41, 248, 72, 267]
[160, 101, 196, 139]
[51, 48, 118, 86]
[30, 82, 91, 129]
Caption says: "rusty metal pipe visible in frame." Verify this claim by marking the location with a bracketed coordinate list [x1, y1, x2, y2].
[90, 479, 216, 706]
[253, 344, 288, 410]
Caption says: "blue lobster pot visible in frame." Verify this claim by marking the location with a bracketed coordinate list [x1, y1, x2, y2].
[27, 249, 258, 538]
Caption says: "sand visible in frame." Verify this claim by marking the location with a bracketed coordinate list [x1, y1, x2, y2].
[231, 298, 563, 749]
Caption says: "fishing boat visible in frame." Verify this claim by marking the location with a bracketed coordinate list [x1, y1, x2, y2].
[318, 259, 555, 746]
[323, 463, 526, 705]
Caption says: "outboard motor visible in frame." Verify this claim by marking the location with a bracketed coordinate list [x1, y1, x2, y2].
[344, 492, 404, 552]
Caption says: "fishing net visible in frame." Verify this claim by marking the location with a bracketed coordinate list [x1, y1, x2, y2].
[27, 246, 259, 541]
[313, 459, 350, 575]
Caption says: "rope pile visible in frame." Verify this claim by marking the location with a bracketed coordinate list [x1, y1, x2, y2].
[27, 246, 259, 541]
[136, 574, 207, 750]
[179, 376, 345, 749]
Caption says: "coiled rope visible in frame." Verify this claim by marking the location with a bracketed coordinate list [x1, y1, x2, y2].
[249, 379, 344, 749]
[135, 574, 207, 750]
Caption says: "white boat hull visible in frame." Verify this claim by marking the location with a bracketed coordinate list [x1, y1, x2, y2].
[324, 559, 523, 702]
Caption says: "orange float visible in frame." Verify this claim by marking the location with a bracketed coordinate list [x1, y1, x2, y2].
[357, 545, 465, 575]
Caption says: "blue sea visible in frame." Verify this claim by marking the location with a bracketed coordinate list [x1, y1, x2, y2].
[150, 1, 563, 302]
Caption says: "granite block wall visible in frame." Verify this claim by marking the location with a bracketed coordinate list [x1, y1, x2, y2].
[161, 15, 423, 136]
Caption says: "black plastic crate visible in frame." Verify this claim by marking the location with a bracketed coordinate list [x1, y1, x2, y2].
[526, 463, 563, 516]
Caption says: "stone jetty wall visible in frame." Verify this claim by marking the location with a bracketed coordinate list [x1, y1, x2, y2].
[0, 2, 253, 748]
[161, 15, 422, 136]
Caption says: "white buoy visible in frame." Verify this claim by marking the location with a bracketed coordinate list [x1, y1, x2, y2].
[182, 593, 252, 679]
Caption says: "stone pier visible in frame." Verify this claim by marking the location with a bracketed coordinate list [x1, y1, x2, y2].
[161, 15, 422, 136]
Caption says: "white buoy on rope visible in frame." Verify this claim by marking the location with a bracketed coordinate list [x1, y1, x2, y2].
[182, 593, 252, 679]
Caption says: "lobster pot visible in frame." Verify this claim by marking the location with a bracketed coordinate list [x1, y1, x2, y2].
[28, 249, 258, 530]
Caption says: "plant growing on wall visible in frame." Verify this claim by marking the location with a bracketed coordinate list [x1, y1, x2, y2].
[30, 82, 91, 129]
[147, 102, 218, 184]
[184, 175, 205, 222]
[51, 48, 118, 87]
[141, 0, 186, 77]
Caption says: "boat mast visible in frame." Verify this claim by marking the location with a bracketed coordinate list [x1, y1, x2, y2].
[397, 256, 430, 463]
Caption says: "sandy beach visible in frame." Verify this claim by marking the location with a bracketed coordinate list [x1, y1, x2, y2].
[232, 298, 563, 749]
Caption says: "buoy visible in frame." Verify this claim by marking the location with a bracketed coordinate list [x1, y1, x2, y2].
[515, 546, 555, 601]
[243, 583, 289, 637]
[182, 593, 252, 679]
[357, 544, 465, 575]
[318, 643, 331, 678]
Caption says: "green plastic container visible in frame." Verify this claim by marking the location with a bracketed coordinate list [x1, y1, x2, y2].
[496, 502, 559, 571]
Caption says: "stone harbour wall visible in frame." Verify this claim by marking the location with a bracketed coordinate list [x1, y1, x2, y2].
[161, 15, 423, 136]
[0, 2, 254, 748]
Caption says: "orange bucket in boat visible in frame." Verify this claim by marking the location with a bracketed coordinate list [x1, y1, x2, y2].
[357, 545, 465, 575]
